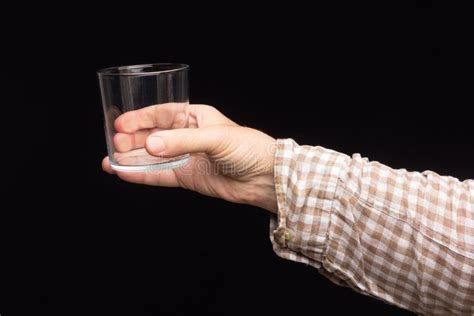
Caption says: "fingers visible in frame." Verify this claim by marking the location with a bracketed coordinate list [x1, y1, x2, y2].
[102, 156, 115, 174]
[145, 126, 224, 157]
[113, 130, 149, 152]
[113, 128, 163, 152]
[114, 103, 238, 134]
[115, 102, 188, 133]
[101, 156, 179, 187]
[115, 169, 179, 187]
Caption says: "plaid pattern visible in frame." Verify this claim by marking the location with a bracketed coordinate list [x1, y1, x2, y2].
[270, 139, 474, 315]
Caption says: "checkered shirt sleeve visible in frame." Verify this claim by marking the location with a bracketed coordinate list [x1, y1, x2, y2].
[270, 139, 474, 315]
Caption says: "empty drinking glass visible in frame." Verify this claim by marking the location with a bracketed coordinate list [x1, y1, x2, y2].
[98, 63, 190, 172]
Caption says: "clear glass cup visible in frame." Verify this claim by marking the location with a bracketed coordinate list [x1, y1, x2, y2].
[98, 63, 190, 172]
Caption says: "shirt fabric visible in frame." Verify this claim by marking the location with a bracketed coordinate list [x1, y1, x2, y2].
[270, 139, 474, 315]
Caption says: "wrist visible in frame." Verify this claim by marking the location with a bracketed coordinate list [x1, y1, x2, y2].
[244, 138, 278, 213]
[249, 173, 278, 213]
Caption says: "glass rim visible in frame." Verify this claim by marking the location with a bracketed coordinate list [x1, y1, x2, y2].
[97, 63, 189, 76]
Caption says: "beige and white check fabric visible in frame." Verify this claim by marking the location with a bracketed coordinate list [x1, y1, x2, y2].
[270, 139, 474, 315]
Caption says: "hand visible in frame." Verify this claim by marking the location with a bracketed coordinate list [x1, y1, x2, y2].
[102, 104, 277, 213]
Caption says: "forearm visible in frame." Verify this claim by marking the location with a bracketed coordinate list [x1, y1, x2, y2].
[270, 139, 474, 315]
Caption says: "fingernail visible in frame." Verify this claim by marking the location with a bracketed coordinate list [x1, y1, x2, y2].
[147, 136, 165, 153]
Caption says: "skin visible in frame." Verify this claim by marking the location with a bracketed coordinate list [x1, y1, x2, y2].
[102, 104, 278, 213]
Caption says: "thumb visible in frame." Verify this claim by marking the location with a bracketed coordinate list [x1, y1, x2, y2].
[145, 127, 223, 157]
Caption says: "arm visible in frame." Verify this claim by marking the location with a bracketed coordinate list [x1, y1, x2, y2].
[102, 104, 474, 314]
[271, 139, 474, 315]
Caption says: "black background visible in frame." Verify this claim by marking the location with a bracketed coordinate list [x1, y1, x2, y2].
[3, 2, 473, 315]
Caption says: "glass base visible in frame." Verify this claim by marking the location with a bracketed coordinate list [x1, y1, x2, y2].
[110, 154, 189, 172]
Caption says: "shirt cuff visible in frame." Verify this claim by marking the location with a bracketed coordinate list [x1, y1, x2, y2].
[270, 139, 350, 269]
